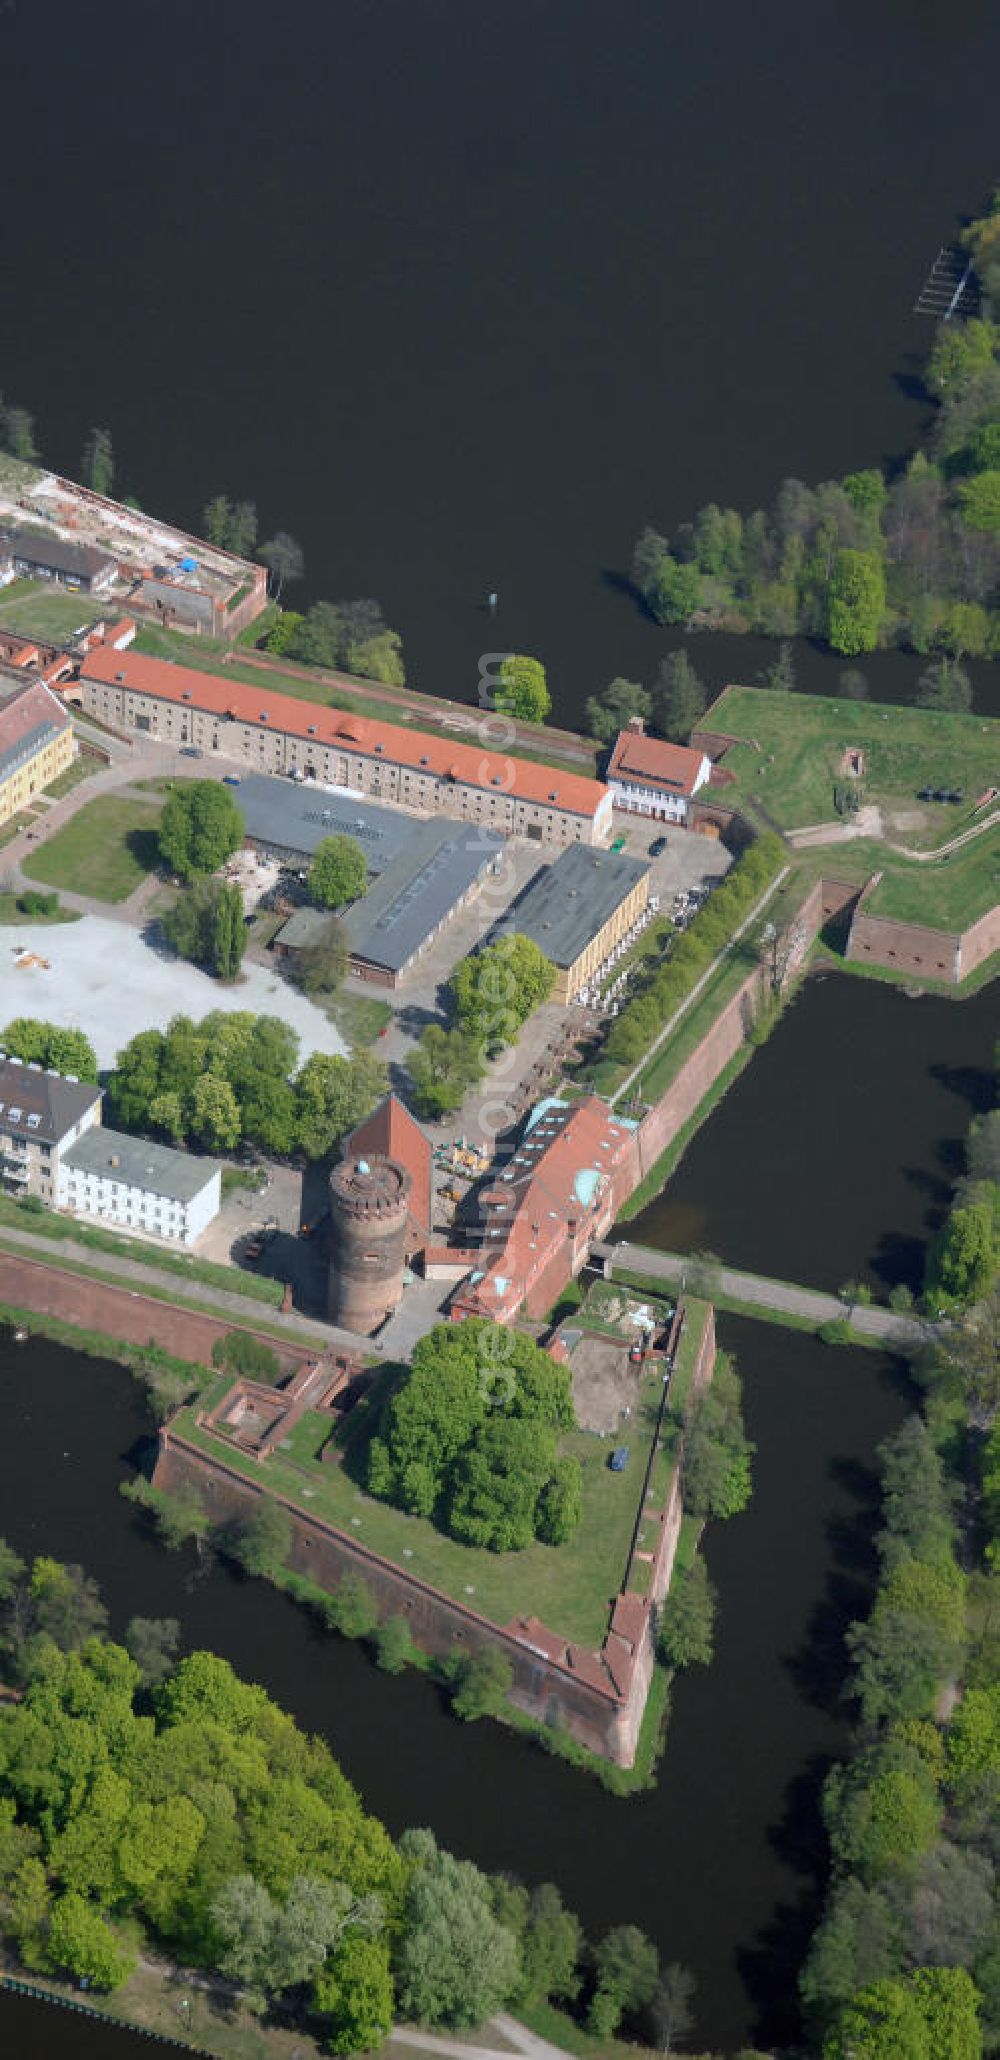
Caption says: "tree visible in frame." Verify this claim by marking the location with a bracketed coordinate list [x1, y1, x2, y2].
[407, 1024, 485, 1119]
[658, 1557, 716, 1668]
[535, 1457, 584, 1545]
[958, 469, 1000, 531]
[211, 1874, 279, 1995]
[82, 427, 114, 498]
[765, 640, 796, 692]
[848, 1559, 966, 1725]
[518, 1883, 582, 2004]
[1, 1018, 98, 1083]
[451, 1646, 514, 1722]
[29, 1558, 108, 1651]
[223, 1498, 293, 1578]
[913, 656, 974, 713]
[164, 880, 246, 980]
[374, 1615, 414, 1674]
[295, 1051, 387, 1160]
[203, 495, 232, 548]
[589, 1925, 659, 2035]
[585, 678, 651, 746]
[1, 403, 38, 462]
[827, 549, 885, 655]
[968, 1110, 1000, 1183]
[186, 1071, 241, 1152]
[799, 1879, 902, 2022]
[211, 882, 246, 980]
[259, 532, 304, 599]
[314, 1932, 395, 2053]
[309, 835, 368, 911]
[394, 1829, 521, 2027]
[125, 1616, 181, 1687]
[646, 556, 701, 626]
[328, 1575, 379, 1641]
[46, 1891, 136, 1991]
[653, 651, 706, 742]
[348, 630, 406, 685]
[907, 1840, 994, 1970]
[293, 926, 348, 998]
[449, 937, 555, 1049]
[925, 1201, 998, 1306]
[159, 781, 244, 881]
[823, 1748, 941, 1885]
[823, 1977, 929, 2060]
[211, 1332, 280, 1381]
[654, 1964, 696, 2056]
[227, 500, 258, 558]
[497, 654, 551, 725]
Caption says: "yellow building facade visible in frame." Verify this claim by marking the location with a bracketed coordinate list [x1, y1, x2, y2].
[0, 680, 75, 829]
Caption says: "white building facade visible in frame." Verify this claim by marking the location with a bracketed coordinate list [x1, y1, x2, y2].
[57, 1130, 221, 1245]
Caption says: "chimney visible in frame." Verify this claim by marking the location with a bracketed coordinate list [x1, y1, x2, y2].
[626, 713, 645, 734]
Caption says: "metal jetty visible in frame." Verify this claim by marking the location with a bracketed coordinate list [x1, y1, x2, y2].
[913, 244, 978, 321]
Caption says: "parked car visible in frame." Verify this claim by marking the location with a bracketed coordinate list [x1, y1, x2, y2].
[222, 774, 241, 786]
[179, 745, 203, 758]
[609, 1447, 630, 1473]
[610, 835, 627, 853]
[649, 837, 667, 857]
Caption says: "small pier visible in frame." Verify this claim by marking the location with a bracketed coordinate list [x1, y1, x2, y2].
[913, 244, 978, 320]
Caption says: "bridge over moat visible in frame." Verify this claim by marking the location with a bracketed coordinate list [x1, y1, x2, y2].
[590, 1240, 930, 1346]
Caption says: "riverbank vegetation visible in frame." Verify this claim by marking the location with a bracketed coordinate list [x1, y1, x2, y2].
[106, 1009, 386, 1160]
[799, 1049, 1000, 2049]
[576, 832, 783, 1094]
[631, 317, 1000, 662]
[0, 1563, 676, 2053]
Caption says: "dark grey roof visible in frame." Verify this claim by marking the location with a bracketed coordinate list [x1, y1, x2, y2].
[274, 907, 340, 950]
[496, 843, 650, 968]
[345, 821, 504, 974]
[0, 1058, 101, 1145]
[236, 773, 423, 871]
[0, 526, 116, 582]
[61, 1127, 220, 1203]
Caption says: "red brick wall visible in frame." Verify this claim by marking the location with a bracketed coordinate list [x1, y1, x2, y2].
[0, 1252, 308, 1376]
[636, 965, 765, 1174]
[153, 1433, 635, 1762]
[847, 910, 960, 981]
[958, 902, 1000, 979]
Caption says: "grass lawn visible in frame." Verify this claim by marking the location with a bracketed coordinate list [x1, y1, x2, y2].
[44, 752, 103, 800]
[0, 580, 107, 643]
[705, 684, 1000, 832]
[865, 822, 1000, 929]
[176, 1367, 668, 1648]
[22, 794, 163, 901]
[331, 990, 394, 1047]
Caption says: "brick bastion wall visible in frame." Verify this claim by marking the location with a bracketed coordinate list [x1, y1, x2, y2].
[0, 1251, 311, 1378]
[846, 880, 1000, 985]
[153, 1303, 717, 1769]
[633, 874, 863, 1178]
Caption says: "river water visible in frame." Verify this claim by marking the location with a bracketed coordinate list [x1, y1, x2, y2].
[0, 1312, 905, 2054]
[6, 0, 1000, 723]
[628, 968, 999, 1295]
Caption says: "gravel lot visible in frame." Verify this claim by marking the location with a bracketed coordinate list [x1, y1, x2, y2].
[0, 914, 346, 1067]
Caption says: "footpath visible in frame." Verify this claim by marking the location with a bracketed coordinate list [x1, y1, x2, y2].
[595, 1239, 932, 1345]
[0, 1220, 375, 1357]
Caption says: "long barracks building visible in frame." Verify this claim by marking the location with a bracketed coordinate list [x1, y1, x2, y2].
[77, 648, 613, 847]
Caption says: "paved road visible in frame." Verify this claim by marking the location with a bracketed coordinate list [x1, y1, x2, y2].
[593, 1239, 932, 1344]
[0, 1219, 379, 1356]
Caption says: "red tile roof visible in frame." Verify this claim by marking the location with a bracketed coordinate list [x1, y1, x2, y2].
[346, 1093, 432, 1239]
[0, 679, 72, 764]
[607, 730, 708, 797]
[81, 646, 610, 822]
[451, 1097, 636, 1321]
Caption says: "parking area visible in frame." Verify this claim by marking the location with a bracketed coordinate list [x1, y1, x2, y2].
[608, 814, 734, 904]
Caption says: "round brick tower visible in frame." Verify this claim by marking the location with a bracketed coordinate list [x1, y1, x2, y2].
[328, 1153, 412, 1334]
